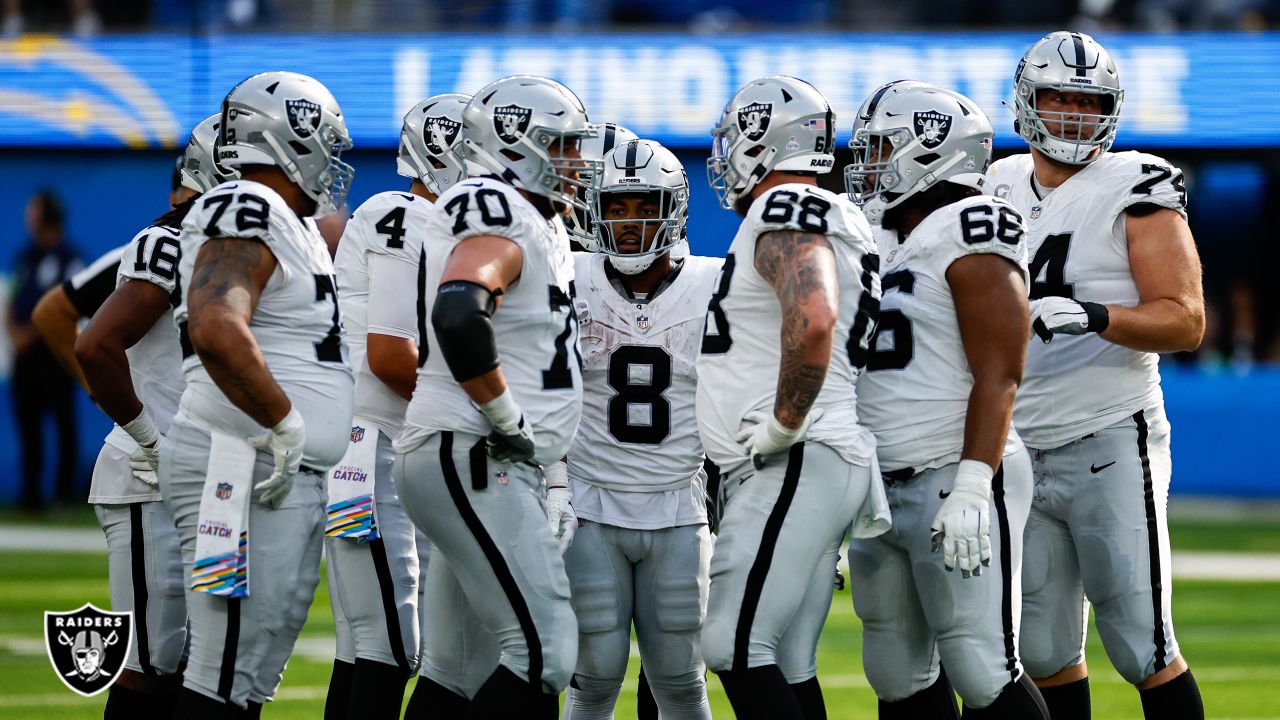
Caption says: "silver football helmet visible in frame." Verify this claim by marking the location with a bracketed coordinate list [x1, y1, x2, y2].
[847, 84, 993, 226]
[398, 93, 470, 196]
[588, 138, 688, 275]
[217, 71, 354, 217]
[707, 76, 835, 210]
[845, 79, 932, 197]
[1013, 31, 1124, 165]
[458, 75, 596, 212]
[571, 122, 640, 239]
[180, 113, 238, 194]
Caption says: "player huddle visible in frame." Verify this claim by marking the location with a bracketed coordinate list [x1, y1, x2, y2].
[39, 29, 1207, 720]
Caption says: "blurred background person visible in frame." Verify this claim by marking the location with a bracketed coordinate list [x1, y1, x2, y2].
[6, 190, 83, 511]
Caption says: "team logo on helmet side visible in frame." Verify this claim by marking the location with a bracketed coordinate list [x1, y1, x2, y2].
[44, 604, 131, 696]
[913, 110, 952, 149]
[285, 98, 322, 139]
[493, 105, 532, 145]
[424, 116, 461, 155]
[215, 482, 233, 500]
[737, 102, 773, 142]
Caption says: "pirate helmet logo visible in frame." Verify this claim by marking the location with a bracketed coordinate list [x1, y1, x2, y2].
[285, 98, 322, 139]
[424, 116, 462, 155]
[44, 603, 132, 696]
[493, 105, 532, 145]
[737, 102, 773, 142]
[912, 110, 952, 150]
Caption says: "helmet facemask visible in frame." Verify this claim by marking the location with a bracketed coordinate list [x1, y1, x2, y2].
[591, 187, 688, 275]
[1015, 83, 1122, 165]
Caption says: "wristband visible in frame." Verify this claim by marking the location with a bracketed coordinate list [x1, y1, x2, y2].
[1080, 301, 1110, 334]
[121, 410, 160, 448]
[953, 459, 995, 496]
[477, 388, 522, 436]
[271, 406, 304, 435]
[544, 460, 568, 490]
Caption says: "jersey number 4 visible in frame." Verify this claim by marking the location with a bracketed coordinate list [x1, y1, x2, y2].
[608, 345, 672, 444]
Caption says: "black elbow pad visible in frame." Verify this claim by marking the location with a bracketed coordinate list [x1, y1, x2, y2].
[432, 280, 501, 382]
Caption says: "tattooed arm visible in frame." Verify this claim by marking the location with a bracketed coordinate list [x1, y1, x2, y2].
[187, 238, 292, 427]
[755, 230, 839, 428]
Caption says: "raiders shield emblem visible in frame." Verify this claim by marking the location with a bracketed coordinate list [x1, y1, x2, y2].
[493, 104, 532, 145]
[351, 425, 366, 443]
[737, 102, 772, 142]
[424, 115, 462, 155]
[215, 482, 233, 500]
[285, 98, 322, 139]
[913, 110, 952, 149]
[44, 604, 131, 697]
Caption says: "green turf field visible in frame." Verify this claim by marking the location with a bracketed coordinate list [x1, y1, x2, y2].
[2, 519, 1279, 719]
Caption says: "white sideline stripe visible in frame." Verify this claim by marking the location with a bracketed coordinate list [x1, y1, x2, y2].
[5, 526, 1280, 580]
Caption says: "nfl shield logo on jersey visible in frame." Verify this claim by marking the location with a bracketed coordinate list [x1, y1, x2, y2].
[636, 315, 652, 333]
[913, 110, 952, 149]
[285, 98, 322, 139]
[1030, 205, 1042, 219]
[737, 102, 772, 142]
[494, 105, 532, 144]
[44, 604, 132, 697]
[424, 115, 462, 155]
[351, 426, 365, 443]
[216, 482, 233, 500]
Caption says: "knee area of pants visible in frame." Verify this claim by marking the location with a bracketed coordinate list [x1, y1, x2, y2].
[863, 663, 926, 702]
[1021, 642, 1083, 681]
[914, 564, 987, 630]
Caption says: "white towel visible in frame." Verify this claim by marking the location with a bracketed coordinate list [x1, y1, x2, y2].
[325, 420, 380, 542]
[191, 431, 255, 597]
[851, 458, 892, 539]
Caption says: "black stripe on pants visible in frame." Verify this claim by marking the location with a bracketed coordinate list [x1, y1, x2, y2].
[733, 442, 804, 671]
[992, 466, 1018, 684]
[368, 538, 410, 672]
[128, 503, 154, 675]
[438, 431, 545, 687]
[1134, 409, 1169, 672]
[218, 598, 241, 702]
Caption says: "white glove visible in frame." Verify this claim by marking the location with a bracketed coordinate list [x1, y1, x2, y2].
[128, 438, 163, 487]
[545, 464, 576, 555]
[931, 460, 994, 578]
[477, 389, 536, 463]
[249, 407, 305, 509]
[1030, 297, 1110, 344]
[736, 408, 824, 469]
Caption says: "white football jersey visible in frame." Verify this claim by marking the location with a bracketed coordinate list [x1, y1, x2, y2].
[857, 195, 1029, 472]
[174, 180, 354, 468]
[334, 191, 430, 437]
[987, 151, 1187, 449]
[400, 177, 583, 466]
[568, 252, 721, 528]
[696, 183, 881, 474]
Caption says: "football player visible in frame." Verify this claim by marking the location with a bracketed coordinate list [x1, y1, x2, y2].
[393, 75, 591, 717]
[846, 83, 1048, 719]
[322, 93, 472, 720]
[30, 116, 232, 719]
[560, 138, 719, 719]
[988, 31, 1206, 720]
[568, 121, 639, 249]
[162, 71, 356, 715]
[697, 76, 884, 719]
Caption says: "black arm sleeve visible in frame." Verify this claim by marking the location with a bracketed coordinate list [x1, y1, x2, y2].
[432, 280, 502, 383]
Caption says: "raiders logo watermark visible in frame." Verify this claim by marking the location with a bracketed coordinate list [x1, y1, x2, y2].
[424, 116, 462, 155]
[285, 98, 322, 139]
[493, 104, 532, 145]
[737, 102, 772, 142]
[913, 110, 952, 149]
[44, 604, 132, 697]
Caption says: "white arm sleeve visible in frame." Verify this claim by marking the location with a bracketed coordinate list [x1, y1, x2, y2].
[366, 252, 420, 341]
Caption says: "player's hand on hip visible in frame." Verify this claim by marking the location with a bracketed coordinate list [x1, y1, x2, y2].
[736, 408, 824, 469]
[1030, 297, 1110, 343]
[930, 459, 994, 578]
[128, 435, 164, 487]
[478, 388, 537, 463]
[544, 463, 576, 554]
[249, 407, 305, 509]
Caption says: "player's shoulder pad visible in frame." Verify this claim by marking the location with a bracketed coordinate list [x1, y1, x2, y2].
[348, 190, 431, 259]
[984, 153, 1033, 199]
[118, 223, 182, 292]
[931, 194, 1028, 273]
[749, 183, 871, 248]
[183, 179, 294, 247]
[1102, 151, 1188, 216]
[572, 249, 604, 280]
[433, 176, 542, 246]
[681, 253, 725, 282]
